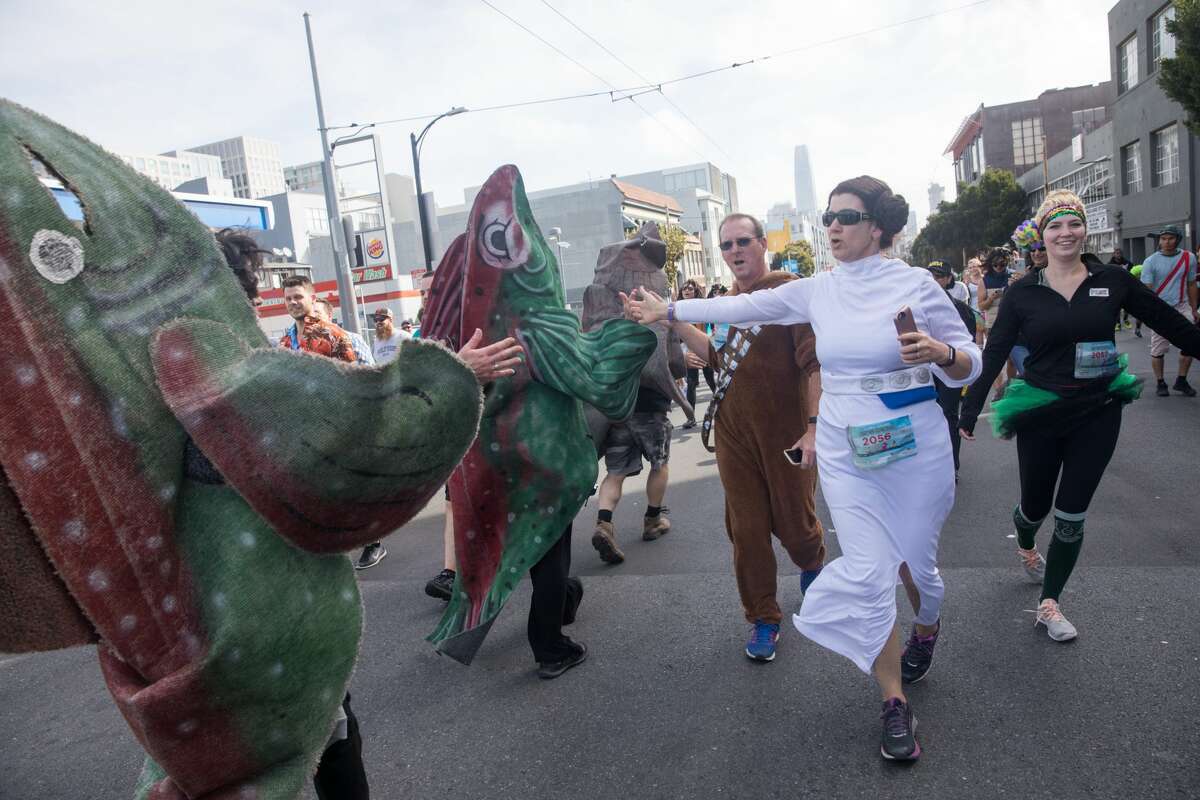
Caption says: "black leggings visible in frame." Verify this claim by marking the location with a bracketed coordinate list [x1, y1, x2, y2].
[1016, 400, 1122, 520]
[1015, 401, 1122, 600]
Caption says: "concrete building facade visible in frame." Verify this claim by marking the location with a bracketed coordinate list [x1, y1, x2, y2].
[1107, 0, 1198, 261]
[187, 135, 286, 199]
[617, 162, 739, 285]
[116, 149, 227, 193]
[945, 82, 1114, 186]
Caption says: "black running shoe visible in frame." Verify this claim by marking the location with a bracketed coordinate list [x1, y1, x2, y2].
[538, 642, 588, 679]
[424, 568, 455, 600]
[900, 623, 939, 684]
[1173, 377, 1197, 397]
[354, 542, 387, 570]
[1156, 380, 1170, 397]
[880, 698, 921, 761]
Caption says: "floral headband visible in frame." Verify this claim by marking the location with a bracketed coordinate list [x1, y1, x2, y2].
[1036, 201, 1087, 232]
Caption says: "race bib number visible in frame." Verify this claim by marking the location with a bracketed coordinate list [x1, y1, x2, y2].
[847, 416, 917, 470]
[1074, 341, 1120, 379]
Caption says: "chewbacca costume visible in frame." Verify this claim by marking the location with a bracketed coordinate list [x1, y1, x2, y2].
[706, 271, 825, 625]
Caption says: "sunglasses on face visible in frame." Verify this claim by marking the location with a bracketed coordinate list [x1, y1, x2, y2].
[719, 237, 756, 251]
[822, 209, 874, 227]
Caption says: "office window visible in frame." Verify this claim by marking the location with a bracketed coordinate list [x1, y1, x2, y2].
[1071, 106, 1107, 136]
[1152, 124, 1179, 186]
[1122, 141, 1143, 193]
[1151, 5, 1176, 70]
[1011, 118, 1044, 167]
[1118, 35, 1139, 92]
[307, 207, 329, 234]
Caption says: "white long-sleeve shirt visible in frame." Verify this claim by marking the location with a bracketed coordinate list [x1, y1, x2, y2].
[674, 254, 982, 427]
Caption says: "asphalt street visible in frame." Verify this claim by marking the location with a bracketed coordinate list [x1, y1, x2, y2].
[3, 327, 1198, 799]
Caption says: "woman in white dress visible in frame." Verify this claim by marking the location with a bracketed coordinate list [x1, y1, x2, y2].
[625, 176, 981, 761]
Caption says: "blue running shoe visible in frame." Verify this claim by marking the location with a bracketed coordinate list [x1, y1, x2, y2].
[745, 620, 780, 662]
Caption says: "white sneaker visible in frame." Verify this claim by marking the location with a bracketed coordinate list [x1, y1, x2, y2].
[1032, 599, 1078, 642]
[1016, 547, 1045, 584]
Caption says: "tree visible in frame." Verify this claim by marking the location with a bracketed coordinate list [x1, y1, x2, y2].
[1159, 0, 1200, 136]
[660, 224, 688, 293]
[769, 239, 816, 276]
[911, 168, 1028, 269]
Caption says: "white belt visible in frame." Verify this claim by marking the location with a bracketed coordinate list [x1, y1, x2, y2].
[821, 366, 933, 395]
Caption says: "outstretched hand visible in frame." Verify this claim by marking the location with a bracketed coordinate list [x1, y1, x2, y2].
[620, 285, 669, 324]
[457, 328, 523, 384]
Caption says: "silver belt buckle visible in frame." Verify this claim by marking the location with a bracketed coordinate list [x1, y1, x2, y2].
[860, 376, 884, 393]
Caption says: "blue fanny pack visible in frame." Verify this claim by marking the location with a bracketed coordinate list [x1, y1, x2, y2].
[879, 385, 937, 409]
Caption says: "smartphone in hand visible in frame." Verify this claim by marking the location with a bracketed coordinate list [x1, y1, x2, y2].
[894, 306, 919, 336]
[783, 447, 805, 466]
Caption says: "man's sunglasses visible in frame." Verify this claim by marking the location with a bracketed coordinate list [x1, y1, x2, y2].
[822, 209, 874, 227]
[719, 237, 756, 251]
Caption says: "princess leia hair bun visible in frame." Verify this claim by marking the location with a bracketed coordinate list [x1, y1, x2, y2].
[829, 176, 910, 247]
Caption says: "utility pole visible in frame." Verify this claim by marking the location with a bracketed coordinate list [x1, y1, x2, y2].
[303, 12, 360, 334]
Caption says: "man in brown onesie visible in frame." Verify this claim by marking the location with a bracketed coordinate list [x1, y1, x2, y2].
[670, 213, 825, 662]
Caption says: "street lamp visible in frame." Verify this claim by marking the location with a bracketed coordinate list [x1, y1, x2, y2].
[547, 227, 571, 286]
[411, 106, 467, 273]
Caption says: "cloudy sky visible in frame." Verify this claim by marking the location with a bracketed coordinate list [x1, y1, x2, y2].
[2, 0, 1113, 226]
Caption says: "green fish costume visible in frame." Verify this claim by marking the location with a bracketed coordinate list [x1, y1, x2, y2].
[423, 165, 655, 664]
[0, 100, 482, 798]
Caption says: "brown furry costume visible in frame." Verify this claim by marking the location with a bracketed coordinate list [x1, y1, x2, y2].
[707, 271, 825, 624]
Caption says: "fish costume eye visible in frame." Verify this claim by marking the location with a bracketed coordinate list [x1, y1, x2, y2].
[29, 229, 84, 284]
[480, 219, 512, 267]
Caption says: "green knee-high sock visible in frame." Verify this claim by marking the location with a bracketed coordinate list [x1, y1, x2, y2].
[1013, 504, 1045, 551]
[1042, 515, 1085, 601]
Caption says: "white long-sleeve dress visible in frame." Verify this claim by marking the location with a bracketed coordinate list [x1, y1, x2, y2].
[674, 254, 982, 673]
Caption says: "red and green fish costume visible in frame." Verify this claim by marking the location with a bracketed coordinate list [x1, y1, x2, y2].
[0, 100, 482, 798]
[423, 165, 656, 664]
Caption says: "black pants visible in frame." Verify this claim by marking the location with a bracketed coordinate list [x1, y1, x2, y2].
[1016, 400, 1122, 521]
[935, 381, 962, 471]
[528, 524, 583, 662]
[314, 694, 369, 800]
[685, 367, 716, 407]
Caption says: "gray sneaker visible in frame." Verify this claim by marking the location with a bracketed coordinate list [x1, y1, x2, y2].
[1016, 547, 1045, 584]
[1033, 599, 1078, 642]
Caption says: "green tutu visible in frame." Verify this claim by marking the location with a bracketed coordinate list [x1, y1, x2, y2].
[990, 354, 1143, 438]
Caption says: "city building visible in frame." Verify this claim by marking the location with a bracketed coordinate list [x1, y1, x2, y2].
[794, 145, 819, 214]
[186, 135, 286, 199]
[765, 202, 834, 272]
[928, 182, 945, 214]
[1107, 0, 1199, 260]
[115, 149, 228, 194]
[296, 173, 694, 309]
[1017, 121, 1117, 257]
[617, 162, 739, 285]
[944, 82, 1113, 186]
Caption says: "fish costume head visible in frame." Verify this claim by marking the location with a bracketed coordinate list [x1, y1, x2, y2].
[0, 99, 482, 800]
[424, 165, 656, 665]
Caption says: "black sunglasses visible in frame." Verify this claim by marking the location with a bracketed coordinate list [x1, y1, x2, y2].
[719, 237, 756, 251]
[822, 209, 875, 227]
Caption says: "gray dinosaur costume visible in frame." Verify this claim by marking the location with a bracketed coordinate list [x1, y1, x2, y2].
[580, 222, 691, 450]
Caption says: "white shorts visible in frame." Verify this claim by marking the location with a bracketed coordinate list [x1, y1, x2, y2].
[1150, 301, 1194, 357]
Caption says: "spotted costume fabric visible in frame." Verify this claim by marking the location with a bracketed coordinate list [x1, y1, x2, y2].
[0, 99, 482, 799]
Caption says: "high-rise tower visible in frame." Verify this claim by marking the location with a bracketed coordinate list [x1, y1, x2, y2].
[794, 145, 818, 214]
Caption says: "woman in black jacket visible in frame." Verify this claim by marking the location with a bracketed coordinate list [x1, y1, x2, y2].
[960, 190, 1200, 642]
